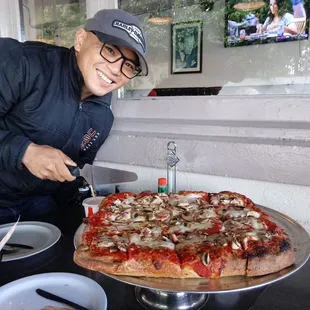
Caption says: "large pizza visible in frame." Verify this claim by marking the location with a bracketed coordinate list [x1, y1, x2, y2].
[74, 191, 295, 278]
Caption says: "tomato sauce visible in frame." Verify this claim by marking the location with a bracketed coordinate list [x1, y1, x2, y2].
[102, 192, 135, 206]
[88, 210, 112, 226]
[128, 245, 180, 264]
[89, 245, 127, 261]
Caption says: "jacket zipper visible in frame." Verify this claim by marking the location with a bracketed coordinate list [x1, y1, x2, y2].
[61, 101, 83, 150]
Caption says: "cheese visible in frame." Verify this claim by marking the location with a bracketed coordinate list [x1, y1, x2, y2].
[129, 233, 175, 250]
[168, 221, 213, 234]
[114, 209, 132, 221]
[97, 237, 115, 248]
[199, 208, 217, 219]
[175, 234, 205, 248]
[170, 194, 203, 207]
[211, 194, 245, 207]
[211, 196, 220, 205]
[249, 218, 266, 230]
[225, 209, 247, 219]
[122, 196, 135, 205]
[113, 199, 122, 206]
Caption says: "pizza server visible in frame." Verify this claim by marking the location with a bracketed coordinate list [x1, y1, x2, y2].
[67, 164, 138, 188]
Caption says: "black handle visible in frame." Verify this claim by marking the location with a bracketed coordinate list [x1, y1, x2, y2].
[6, 243, 34, 249]
[66, 165, 80, 177]
[36, 288, 90, 310]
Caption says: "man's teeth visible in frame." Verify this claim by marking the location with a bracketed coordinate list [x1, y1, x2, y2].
[97, 69, 113, 84]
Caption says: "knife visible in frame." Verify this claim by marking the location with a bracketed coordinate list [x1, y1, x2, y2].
[5, 242, 34, 249]
[36, 288, 90, 310]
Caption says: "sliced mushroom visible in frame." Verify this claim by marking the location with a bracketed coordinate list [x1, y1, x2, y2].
[201, 252, 211, 267]
[177, 200, 189, 207]
[247, 210, 261, 218]
[150, 196, 163, 205]
[170, 233, 179, 243]
[148, 213, 156, 221]
[181, 213, 194, 221]
[231, 238, 242, 250]
[116, 241, 128, 252]
[141, 227, 152, 237]
[132, 215, 146, 222]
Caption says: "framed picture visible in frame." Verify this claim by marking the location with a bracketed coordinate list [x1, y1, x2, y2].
[224, 0, 309, 48]
[171, 20, 203, 74]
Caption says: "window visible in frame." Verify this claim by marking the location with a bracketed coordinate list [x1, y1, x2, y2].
[118, 0, 310, 97]
[19, 0, 86, 48]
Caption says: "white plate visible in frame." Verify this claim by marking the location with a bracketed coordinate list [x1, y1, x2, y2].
[0, 221, 61, 262]
[0, 272, 107, 310]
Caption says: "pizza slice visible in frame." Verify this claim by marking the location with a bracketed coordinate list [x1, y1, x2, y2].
[74, 225, 182, 277]
[175, 232, 247, 278]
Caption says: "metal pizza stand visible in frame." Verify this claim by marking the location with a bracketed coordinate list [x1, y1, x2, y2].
[74, 205, 310, 310]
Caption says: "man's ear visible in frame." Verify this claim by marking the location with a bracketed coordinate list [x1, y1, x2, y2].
[74, 29, 87, 52]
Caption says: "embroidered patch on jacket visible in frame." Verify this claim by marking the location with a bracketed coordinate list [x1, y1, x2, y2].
[81, 128, 100, 151]
[112, 20, 146, 52]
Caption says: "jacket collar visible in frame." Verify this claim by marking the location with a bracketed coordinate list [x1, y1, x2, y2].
[68, 47, 112, 108]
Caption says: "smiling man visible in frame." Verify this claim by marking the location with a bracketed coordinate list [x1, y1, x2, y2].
[0, 9, 148, 223]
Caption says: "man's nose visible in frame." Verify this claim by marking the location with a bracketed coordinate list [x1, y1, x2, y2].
[107, 58, 123, 76]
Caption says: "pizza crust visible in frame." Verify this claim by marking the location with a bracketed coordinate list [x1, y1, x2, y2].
[74, 245, 182, 278]
[74, 245, 295, 278]
[73, 246, 122, 274]
[246, 247, 295, 277]
[221, 255, 247, 277]
[115, 258, 181, 277]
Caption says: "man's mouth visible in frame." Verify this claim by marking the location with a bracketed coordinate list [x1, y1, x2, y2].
[96, 69, 114, 84]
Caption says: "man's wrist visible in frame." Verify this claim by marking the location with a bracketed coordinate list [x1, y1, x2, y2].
[21, 142, 36, 166]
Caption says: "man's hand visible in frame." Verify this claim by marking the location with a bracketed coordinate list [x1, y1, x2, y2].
[22, 143, 77, 182]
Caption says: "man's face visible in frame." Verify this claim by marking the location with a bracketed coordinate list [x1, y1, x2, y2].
[74, 30, 137, 98]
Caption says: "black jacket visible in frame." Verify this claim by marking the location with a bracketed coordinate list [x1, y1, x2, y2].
[0, 38, 114, 206]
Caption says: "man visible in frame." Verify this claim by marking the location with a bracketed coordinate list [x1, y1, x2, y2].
[0, 9, 148, 224]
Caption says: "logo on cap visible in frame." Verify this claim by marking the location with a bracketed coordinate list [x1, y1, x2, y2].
[112, 20, 146, 52]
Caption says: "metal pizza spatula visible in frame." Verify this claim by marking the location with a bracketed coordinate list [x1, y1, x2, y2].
[67, 164, 138, 187]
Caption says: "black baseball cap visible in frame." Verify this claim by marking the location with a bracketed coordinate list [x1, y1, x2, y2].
[85, 9, 148, 76]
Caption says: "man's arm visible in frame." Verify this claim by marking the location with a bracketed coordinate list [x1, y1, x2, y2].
[0, 38, 32, 172]
[0, 38, 76, 181]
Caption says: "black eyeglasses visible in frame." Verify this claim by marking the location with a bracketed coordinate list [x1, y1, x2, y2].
[99, 43, 142, 79]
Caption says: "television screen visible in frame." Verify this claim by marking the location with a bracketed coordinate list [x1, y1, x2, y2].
[225, 0, 309, 47]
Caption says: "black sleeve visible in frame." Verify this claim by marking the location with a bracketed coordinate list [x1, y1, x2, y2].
[0, 38, 32, 171]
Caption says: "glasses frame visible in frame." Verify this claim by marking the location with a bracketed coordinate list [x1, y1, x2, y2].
[99, 43, 142, 79]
